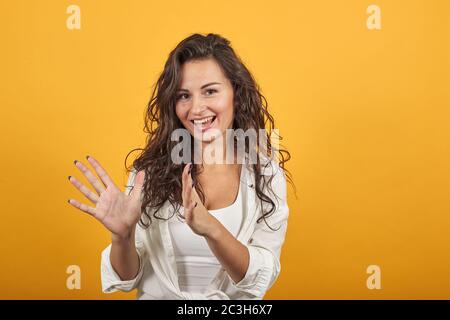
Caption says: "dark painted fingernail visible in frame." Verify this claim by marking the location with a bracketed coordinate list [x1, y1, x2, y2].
[194, 202, 198, 208]
[68, 175, 72, 181]
[86, 155, 90, 160]
[73, 160, 78, 165]
[67, 199, 71, 204]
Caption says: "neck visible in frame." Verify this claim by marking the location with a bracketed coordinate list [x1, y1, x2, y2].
[193, 133, 236, 167]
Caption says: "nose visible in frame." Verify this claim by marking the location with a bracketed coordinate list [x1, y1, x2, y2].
[190, 94, 208, 116]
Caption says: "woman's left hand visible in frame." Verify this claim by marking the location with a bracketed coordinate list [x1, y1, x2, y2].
[182, 163, 221, 238]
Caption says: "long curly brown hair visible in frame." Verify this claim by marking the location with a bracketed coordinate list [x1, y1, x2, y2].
[124, 33, 293, 231]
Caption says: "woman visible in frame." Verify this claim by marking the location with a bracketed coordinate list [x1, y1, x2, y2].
[68, 33, 293, 299]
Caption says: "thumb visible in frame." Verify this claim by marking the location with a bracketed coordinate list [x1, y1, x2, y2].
[130, 170, 145, 202]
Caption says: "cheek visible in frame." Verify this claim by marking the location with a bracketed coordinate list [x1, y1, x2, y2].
[175, 104, 188, 121]
[214, 96, 234, 117]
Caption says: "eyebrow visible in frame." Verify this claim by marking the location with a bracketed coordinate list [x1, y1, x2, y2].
[178, 82, 221, 92]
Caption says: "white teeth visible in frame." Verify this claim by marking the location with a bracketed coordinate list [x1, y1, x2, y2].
[193, 116, 214, 125]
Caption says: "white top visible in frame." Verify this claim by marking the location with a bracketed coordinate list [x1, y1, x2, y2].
[100, 153, 290, 299]
[168, 169, 244, 294]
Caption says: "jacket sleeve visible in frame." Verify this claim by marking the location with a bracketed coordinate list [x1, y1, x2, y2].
[187, 161, 290, 300]
[100, 169, 147, 293]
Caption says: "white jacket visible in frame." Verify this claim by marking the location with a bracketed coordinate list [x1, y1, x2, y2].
[100, 155, 290, 299]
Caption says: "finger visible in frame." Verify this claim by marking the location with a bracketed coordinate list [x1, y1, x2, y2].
[188, 166, 203, 207]
[74, 160, 106, 195]
[189, 164, 195, 189]
[86, 155, 118, 190]
[185, 200, 197, 223]
[185, 173, 193, 203]
[68, 175, 100, 204]
[187, 169, 201, 203]
[187, 165, 193, 186]
[182, 163, 191, 208]
[190, 184, 201, 203]
[67, 198, 96, 217]
[130, 170, 145, 202]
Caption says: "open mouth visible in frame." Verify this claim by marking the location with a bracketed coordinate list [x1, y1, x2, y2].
[191, 116, 217, 131]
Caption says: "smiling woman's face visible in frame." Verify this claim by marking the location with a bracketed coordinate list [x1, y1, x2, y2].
[175, 58, 234, 144]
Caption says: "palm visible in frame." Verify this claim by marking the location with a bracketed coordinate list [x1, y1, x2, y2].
[68, 156, 145, 239]
[94, 186, 141, 237]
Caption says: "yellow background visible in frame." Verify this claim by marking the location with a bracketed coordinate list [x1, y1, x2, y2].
[0, 0, 449, 299]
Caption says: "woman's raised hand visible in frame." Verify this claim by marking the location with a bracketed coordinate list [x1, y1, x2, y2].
[67, 155, 145, 240]
[182, 163, 221, 238]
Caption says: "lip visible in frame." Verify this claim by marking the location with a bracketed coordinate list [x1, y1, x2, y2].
[190, 115, 216, 121]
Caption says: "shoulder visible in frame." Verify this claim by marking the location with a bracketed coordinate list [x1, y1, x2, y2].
[245, 152, 287, 197]
[259, 153, 283, 177]
[124, 168, 138, 196]
[244, 152, 282, 176]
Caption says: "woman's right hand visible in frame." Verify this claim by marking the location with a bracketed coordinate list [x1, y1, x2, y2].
[67, 155, 145, 241]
